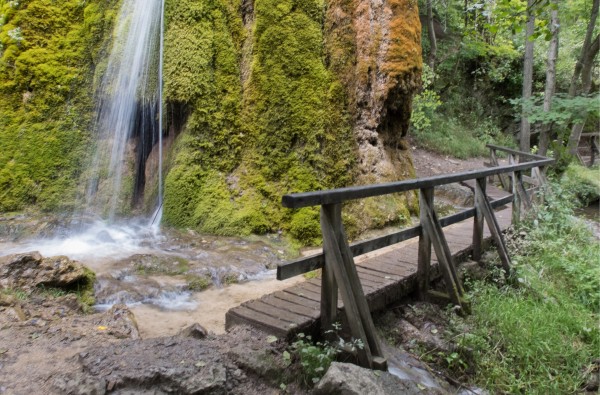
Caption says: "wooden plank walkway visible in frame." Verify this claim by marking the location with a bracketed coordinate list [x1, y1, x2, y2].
[225, 185, 512, 338]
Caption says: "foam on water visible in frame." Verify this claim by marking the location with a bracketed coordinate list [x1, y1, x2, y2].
[95, 290, 196, 311]
[0, 220, 163, 266]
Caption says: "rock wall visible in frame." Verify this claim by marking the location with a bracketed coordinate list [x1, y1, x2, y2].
[0, 0, 422, 243]
[162, 0, 422, 242]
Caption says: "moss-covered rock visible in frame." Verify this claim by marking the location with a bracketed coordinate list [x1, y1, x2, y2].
[0, 0, 117, 212]
[163, 0, 358, 243]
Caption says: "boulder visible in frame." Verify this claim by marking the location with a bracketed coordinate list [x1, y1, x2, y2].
[313, 362, 448, 395]
[0, 252, 89, 291]
[96, 304, 140, 340]
[178, 323, 208, 339]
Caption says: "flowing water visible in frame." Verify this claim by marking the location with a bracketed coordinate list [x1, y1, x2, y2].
[85, 0, 165, 220]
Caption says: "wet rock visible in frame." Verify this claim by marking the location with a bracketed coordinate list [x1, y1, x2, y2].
[228, 345, 285, 384]
[0, 252, 89, 292]
[313, 362, 448, 395]
[55, 294, 84, 313]
[3, 305, 26, 322]
[178, 323, 208, 339]
[396, 319, 449, 354]
[97, 304, 140, 340]
[78, 338, 229, 394]
[96, 230, 115, 243]
[52, 372, 106, 395]
[0, 293, 18, 306]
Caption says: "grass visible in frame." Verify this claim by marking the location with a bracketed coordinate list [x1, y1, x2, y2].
[448, 173, 600, 393]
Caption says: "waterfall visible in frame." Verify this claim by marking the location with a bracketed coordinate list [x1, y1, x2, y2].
[85, 0, 165, 223]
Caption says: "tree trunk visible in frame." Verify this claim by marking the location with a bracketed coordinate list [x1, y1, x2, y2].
[519, 0, 536, 153]
[568, 0, 599, 97]
[539, 5, 559, 157]
[568, 34, 600, 157]
[426, 0, 437, 71]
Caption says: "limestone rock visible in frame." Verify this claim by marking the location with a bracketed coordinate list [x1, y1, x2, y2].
[97, 304, 140, 340]
[228, 345, 285, 383]
[0, 252, 89, 291]
[313, 362, 448, 395]
[52, 372, 107, 395]
[178, 323, 208, 339]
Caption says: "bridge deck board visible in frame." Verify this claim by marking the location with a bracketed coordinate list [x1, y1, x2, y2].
[225, 205, 513, 339]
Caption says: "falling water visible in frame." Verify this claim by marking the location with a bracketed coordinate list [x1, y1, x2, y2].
[86, 0, 165, 222]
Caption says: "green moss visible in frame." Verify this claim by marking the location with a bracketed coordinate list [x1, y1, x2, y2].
[0, 0, 117, 212]
[77, 266, 96, 313]
[163, 0, 357, 243]
[133, 255, 190, 276]
[185, 274, 212, 291]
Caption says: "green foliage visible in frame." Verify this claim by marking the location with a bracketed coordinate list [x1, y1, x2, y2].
[515, 94, 600, 126]
[286, 326, 364, 387]
[0, 0, 117, 211]
[560, 164, 600, 206]
[411, 113, 513, 159]
[411, 64, 441, 132]
[451, 178, 599, 393]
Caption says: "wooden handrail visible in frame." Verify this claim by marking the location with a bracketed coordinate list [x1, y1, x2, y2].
[485, 144, 548, 161]
[282, 157, 552, 209]
[277, 194, 513, 280]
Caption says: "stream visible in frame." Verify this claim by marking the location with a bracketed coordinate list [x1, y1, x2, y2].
[0, 213, 302, 336]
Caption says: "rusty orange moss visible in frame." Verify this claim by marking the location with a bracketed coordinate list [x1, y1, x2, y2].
[383, 0, 423, 81]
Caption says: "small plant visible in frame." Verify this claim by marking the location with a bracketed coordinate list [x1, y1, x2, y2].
[285, 323, 364, 387]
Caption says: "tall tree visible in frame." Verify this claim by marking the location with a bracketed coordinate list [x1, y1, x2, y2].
[567, 0, 599, 157]
[426, 0, 437, 71]
[568, 0, 599, 97]
[539, 3, 559, 157]
[520, 0, 536, 153]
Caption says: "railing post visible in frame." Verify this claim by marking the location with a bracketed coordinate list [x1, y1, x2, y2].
[417, 188, 433, 299]
[320, 203, 386, 370]
[320, 205, 338, 336]
[472, 177, 485, 261]
[512, 170, 532, 225]
[507, 153, 515, 191]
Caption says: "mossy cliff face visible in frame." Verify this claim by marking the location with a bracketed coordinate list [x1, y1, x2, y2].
[0, 0, 422, 243]
[0, 0, 117, 212]
[163, 0, 422, 242]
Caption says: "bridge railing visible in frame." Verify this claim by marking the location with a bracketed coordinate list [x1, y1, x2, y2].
[279, 146, 554, 369]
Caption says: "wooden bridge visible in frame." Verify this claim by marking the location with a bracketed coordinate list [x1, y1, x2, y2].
[225, 145, 553, 369]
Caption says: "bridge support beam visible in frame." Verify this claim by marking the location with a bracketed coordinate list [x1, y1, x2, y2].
[418, 187, 469, 313]
[474, 177, 512, 276]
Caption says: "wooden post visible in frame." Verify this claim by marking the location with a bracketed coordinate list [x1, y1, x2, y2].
[417, 188, 433, 299]
[490, 148, 510, 189]
[320, 204, 386, 370]
[507, 153, 515, 191]
[516, 170, 532, 210]
[472, 177, 485, 261]
[512, 168, 521, 225]
[320, 206, 338, 337]
[475, 178, 512, 276]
